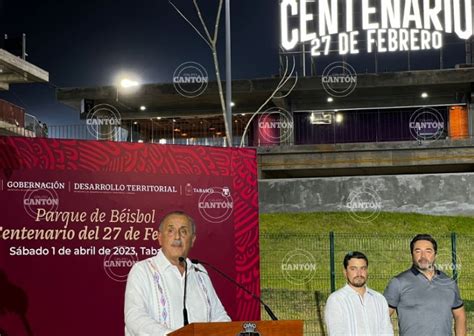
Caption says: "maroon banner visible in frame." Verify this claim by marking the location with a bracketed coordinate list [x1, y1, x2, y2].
[0, 137, 259, 336]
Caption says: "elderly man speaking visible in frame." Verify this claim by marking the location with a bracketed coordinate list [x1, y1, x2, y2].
[124, 211, 230, 335]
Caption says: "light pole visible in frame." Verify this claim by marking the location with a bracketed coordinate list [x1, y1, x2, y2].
[114, 74, 140, 142]
[225, 0, 233, 146]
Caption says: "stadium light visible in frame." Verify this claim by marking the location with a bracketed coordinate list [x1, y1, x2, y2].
[120, 78, 139, 88]
[114, 72, 141, 101]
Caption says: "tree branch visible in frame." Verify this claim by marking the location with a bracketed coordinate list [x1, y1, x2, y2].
[193, 0, 214, 44]
[170, 0, 232, 146]
[213, 0, 224, 44]
[239, 56, 298, 147]
[169, 1, 212, 49]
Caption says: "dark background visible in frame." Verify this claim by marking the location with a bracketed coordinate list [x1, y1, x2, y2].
[0, 0, 468, 125]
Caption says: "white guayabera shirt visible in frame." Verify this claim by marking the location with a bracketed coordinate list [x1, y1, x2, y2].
[324, 284, 393, 336]
[125, 249, 231, 336]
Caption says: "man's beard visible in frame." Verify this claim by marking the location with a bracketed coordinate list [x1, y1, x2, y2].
[415, 257, 434, 271]
[349, 276, 366, 288]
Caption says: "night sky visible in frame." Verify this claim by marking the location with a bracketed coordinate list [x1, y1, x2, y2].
[0, 0, 280, 125]
[0, 0, 469, 125]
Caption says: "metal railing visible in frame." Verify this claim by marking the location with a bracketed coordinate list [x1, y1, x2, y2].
[0, 99, 25, 127]
[0, 105, 470, 149]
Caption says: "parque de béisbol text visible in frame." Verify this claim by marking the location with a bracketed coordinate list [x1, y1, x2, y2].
[280, 0, 473, 55]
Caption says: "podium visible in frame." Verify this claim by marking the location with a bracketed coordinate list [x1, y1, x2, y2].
[169, 320, 303, 336]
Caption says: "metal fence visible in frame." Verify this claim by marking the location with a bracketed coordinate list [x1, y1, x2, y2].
[0, 115, 47, 138]
[2, 121, 246, 147]
[0, 99, 24, 127]
[260, 232, 474, 335]
[0, 103, 467, 148]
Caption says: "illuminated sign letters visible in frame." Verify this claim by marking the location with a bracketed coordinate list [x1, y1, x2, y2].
[280, 0, 473, 56]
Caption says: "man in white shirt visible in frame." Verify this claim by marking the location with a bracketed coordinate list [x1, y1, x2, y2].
[125, 211, 231, 336]
[324, 251, 393, 336]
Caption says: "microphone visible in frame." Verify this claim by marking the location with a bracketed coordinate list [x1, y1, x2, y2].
[190, 259, 278, 320]
[179, 256, 189, 326]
